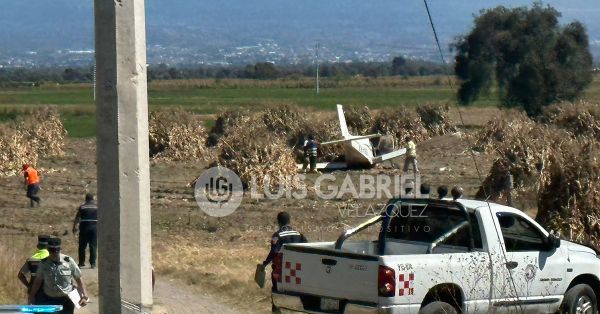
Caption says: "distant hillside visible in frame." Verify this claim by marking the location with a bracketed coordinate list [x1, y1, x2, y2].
[0, 0, 598, 65]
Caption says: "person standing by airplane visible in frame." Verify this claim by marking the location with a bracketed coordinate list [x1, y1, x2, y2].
[302, 135, 320, 173]
[403, 136, 418, 175]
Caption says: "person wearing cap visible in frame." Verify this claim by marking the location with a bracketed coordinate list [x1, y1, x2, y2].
[22, 164, 41, 207]
[17, 235, 50, 303]
[28, 238, 88, 313]
[72, 193, 98, 268]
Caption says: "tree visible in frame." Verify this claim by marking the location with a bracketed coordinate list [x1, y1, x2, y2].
[253, 62, 278, 80]
[391, 56, 407, 75]
[454, 4, 593, 116]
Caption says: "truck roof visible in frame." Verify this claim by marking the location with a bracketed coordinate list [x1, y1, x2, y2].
[397, 198, 519, 213]
[455, 198, 514, 211]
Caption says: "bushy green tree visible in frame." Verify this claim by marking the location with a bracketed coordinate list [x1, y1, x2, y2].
[253, 62, 278, 79]
[454, 4, 593, 116]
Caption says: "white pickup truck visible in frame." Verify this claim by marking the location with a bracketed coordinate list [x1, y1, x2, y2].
[272, 198, 600, 313]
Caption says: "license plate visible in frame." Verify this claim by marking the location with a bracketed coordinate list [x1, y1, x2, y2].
[320, 298, 339, 311]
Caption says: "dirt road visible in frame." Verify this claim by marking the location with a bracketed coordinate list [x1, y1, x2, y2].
[78, 267, 239, 314]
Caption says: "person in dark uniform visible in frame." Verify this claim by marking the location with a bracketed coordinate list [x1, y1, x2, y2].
[302, 135, 320, 173]
[17, 235, 50, 303]
[72, 193, 98, 268]
[29, 238, 88, 314]
[261, 212, 307, 313]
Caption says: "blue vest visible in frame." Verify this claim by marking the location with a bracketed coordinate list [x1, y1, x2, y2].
[305, 140, 318, 156]
[79, 202, 98, 226]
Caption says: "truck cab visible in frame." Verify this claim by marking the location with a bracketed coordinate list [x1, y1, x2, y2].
[272, 198, 600, 313]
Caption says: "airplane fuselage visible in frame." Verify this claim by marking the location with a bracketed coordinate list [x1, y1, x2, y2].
[344, 137, 374, 166]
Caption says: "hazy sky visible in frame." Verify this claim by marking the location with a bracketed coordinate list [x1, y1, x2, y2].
[0, 1, 598, 60]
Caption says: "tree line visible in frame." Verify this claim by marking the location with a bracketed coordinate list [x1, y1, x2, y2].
[0, 57, 448, 86]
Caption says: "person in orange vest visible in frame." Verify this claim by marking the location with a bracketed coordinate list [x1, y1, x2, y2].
[22, 164, 41, 207]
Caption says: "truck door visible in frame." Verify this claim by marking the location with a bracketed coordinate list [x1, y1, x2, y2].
[492, 211, 566, 312]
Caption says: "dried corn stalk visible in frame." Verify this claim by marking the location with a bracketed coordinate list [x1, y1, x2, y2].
[371, 106, 429, 144]
[16, 106, 67, 157]
[149, 108, 209, 161]
[343, 105, 374, 135]
[0, 124, 38, 176]
[217, 117, 301, 191]
[416, 104, 456, 136]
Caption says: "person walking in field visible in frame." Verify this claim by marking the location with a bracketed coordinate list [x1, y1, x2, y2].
[72, 193, 98, 268]
[23, 164, 41, 207]
[260, 212, 307, 313]
[403, 136, 418, 175]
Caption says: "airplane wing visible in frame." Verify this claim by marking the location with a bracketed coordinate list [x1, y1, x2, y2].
[321, 134, 381, 145]
[296, 161, 348, 170]
[373, 148, 407, 163]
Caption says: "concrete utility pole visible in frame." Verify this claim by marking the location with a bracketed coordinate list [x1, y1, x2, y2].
[95, 0, 153, 313]
[315, 42, 320, 95]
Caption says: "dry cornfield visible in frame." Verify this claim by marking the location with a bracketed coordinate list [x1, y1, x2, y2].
[149, 108, 210, 161]
[216, 115, 301, 191]
[0, 107, 65, 177]
[474, 101, 600, 250]
[371, 106, 429, 144]
[416, 104, 456, 136]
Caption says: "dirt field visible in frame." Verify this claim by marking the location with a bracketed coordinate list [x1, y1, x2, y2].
[0, 107, 506, 313]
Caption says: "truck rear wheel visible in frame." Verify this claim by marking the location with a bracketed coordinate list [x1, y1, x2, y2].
[561, 284, 598, 314]
[419, 301, 458, 314]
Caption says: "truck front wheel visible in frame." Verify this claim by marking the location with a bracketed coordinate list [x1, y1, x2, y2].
[561, 284, 598, 314]
[419, 301, 458, 314]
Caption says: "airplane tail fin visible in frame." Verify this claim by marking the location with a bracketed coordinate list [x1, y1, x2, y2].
[337, 104, 351, 138]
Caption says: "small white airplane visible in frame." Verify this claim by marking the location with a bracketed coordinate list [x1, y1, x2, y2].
[298, 104, 407, 170]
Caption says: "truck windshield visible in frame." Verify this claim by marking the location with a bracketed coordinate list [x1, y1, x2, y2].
[385, 203, 482, 249]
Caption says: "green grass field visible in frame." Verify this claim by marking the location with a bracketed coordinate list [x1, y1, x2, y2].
[0, 75, 598, 137]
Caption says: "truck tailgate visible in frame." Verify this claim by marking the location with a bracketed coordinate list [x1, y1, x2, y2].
[280, 244, 380, 303]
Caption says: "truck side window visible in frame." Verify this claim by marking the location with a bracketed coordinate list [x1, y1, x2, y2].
[496, 212, 545, 252]
[386, 204, 483, 249]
